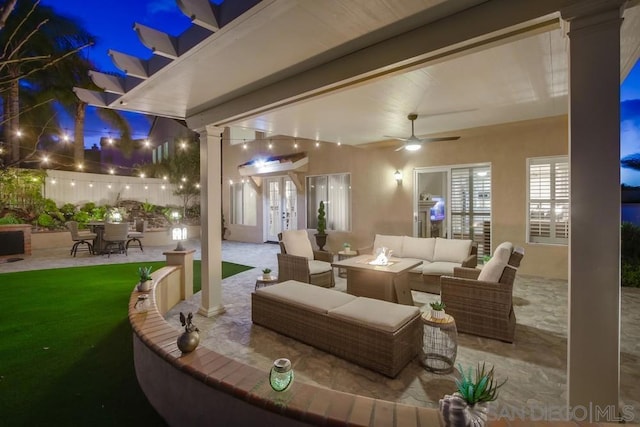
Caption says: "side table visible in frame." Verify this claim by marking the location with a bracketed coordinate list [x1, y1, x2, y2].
[337, 250, 358, 278]
[420, 312, 458, 374]
[255, 276, 278, 291]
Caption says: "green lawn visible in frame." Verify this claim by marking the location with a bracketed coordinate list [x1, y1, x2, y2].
[0, 260, 252, 426]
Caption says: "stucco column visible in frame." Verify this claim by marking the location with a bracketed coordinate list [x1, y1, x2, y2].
[197, 125, 225, 317]
[562, 1, 624, 418]
[164, 249, 196, 301]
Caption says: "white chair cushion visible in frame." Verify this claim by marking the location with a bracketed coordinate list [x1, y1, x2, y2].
[422, 261, 460, 276]
[478, 244, 512, 282]
[328, 297, 420, 333]
[433, 238, 472, 263]
[373, 234, 403, 258]
[308, 260, 332, 275]
[282, 230, 314, 260]
[402, 236, 436, 261]
[256, 280, 356, 314]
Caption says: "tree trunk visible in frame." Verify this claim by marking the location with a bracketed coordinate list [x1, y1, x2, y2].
[74, 101, 86, 165]
[9, 77, 20, 163]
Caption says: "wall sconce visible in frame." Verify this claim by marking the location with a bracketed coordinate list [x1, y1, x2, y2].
[394, 170, 403, 185]
[172, 224, 188, 251]
[269, 358, 294, 391]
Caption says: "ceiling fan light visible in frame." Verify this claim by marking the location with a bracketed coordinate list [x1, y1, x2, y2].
[405, 143, 421, 151]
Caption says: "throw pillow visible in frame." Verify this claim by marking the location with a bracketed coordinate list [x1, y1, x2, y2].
[282, 230, 314, 260]
[478, 245, 511, 282]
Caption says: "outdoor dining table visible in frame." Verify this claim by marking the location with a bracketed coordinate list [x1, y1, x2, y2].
[87, 221, 105, 254]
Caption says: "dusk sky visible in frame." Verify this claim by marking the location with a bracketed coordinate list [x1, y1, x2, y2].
[41, 1, 640, 184]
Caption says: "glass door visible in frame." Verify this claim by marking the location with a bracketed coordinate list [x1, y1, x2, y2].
[414, 169, 448, 238]
[264, 177, 297, 242]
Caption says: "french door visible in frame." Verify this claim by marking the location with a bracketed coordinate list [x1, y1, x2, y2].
[264, 176, 297, 242]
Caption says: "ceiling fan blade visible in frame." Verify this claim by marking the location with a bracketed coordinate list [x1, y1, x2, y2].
[394, 145, 405, 152]
[384, 135, 409, 141]
[418, 108, 477, 118]
[420, 136, 461, 142]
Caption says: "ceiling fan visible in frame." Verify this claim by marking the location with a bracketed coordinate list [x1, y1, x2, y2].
[387, 113, 460, 152]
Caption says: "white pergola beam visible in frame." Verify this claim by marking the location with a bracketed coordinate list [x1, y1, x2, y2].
[72, 87, 120, 107]
[134, 23, 179, 59]
[88, 71, 143, 95]
[108, 50, 172, 79]
[177, 0, 220, 31]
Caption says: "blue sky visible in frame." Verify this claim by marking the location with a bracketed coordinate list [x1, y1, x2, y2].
[621, 60, 640, 185]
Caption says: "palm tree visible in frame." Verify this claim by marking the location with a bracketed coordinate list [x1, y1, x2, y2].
[0, 0, 93, 165]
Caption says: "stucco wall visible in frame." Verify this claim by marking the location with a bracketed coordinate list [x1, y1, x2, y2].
[222, 115, 568, 279]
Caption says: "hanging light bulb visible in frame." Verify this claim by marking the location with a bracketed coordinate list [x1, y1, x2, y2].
[16, 130, 22, 137]
[315, 141, 320, 147]
[89, 183, 93, 188]
[108, 137, 114, 144]
[268, 140, 273, 149]
[62, 133, 70, 142]
[109, 168, 115, 175]
[144, 139, 151, 148]
[180, 141, 187, 150]
[77, 163, 83, 170]
[140, 173, 145, 178]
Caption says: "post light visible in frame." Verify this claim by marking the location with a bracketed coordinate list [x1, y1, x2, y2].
[269, 358, 294, 391]
[172, 224, 187, 251]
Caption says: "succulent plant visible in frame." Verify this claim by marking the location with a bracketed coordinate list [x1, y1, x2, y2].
[262, 268, 272, 274]
[430, 301, 446, 311]
[138, 266, 153, 282]
[455, 363, 506, 405]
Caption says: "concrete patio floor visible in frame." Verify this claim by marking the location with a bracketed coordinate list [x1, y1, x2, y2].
[2, 239, 638, 422]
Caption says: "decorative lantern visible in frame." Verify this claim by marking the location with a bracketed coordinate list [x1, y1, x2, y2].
[269, 358, 294, 392]
[172, 224, 188, 251]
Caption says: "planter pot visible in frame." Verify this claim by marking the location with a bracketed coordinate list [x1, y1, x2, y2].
[137, 280, 153, 292]
[439, 393, 488, 427]
[431, 309, 446, 320]
[177, 330, 200, 353]
[315, 233, 327, 251]
[262, 274, 272, 281]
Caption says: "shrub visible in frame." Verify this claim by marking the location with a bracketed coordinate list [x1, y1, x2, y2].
[621, 222, 640, 288]
[90, 207, 106, 221]
[81, 202, 96, 213]
[0, 214, 21, 225]
[60, 203, 76, 219]
[43, 198, 58, 213]
[73, 211, 90, 225]
[622, 262, 640, 288]
[37, 213, 54, 228]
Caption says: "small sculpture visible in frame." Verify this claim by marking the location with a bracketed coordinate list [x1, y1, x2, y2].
[177, 312, 200, 353]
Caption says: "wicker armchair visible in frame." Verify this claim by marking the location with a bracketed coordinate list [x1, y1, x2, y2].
[277, 231, 335, 288]
[440, 243, 524, 343]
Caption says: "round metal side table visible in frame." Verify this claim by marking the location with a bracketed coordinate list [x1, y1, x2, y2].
[255, 276, 278, 291]
[420, 312, 458, 374]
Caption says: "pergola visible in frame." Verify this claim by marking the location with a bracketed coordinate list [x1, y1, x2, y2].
[75, 0, 640, 416]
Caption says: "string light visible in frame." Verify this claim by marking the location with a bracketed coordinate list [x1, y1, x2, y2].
[16, 130, 22, 137]
[109, 168, 115, 175]
[144, 139, 151, 148]
[268, 140, 273, 149]
[42, 155, 49, 163]
[125, 185, 130, 189]
[70, 181, 75, 187]
[62, 133, 70, 142]
[315, 141, 320, 147]
[180, 141, 187, 150]
[89, 183, 93, 188]
[181, 176, 187, 182]
[77, 163, 83, 170]
[161, 185, 166, 190]
[140, 173, 145, 178]
[107, 184, 112, 189]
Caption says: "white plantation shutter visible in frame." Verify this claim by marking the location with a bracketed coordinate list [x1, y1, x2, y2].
[528, 157, 569, 244]
[450, 165, 491, 258]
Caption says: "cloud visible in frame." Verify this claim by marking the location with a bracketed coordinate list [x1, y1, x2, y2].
[147, 0, 176, 15]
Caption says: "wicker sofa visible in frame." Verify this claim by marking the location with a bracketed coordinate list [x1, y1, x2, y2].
[360, 235, 477, 294]
[251, 280, 422, 377]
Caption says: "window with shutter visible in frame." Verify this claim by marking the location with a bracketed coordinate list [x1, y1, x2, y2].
[230, 181, 257, 226]
[306, 173, 351, 232]
[450, 165, 491, 259]
[527, 157, 569, 244]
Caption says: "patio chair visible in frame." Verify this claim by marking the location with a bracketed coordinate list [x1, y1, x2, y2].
[440, 242, 524, 343]
[102, 222, 130, 257]
[65, 221, 97, 257]
[126, 219, 147, 252]
[277, 230, 335, 288]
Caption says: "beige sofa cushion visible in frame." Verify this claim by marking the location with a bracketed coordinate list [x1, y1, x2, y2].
[308, 260, 332, 274]
[256, 280, 356, 313]
[402, 236, 436, 261]
[422, 261, 460, 276]
[282, 230, 314, 260]
[433, 238, 472, 263]
[328, 297, 420, 333]
[373, 234, 403, 258]
[478, 242, 512, 282]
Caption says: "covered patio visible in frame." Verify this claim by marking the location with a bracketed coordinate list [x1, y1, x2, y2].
[74, 0, 640, 422]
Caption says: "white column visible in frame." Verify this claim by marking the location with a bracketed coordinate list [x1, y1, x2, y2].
[563, 1, 624, 418]
[197, 125, 225, 317]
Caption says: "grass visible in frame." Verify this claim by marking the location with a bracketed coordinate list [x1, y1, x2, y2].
[0, 260, 252, 426]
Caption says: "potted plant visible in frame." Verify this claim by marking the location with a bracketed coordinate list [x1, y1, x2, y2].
[137, 266, 153, 292]
[262, 268, 272, 280]
[430, 300, 446, 320]
[315, 200, 327, 251]
[343, 242, 352, 253]
[439, 363, 506, 427]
